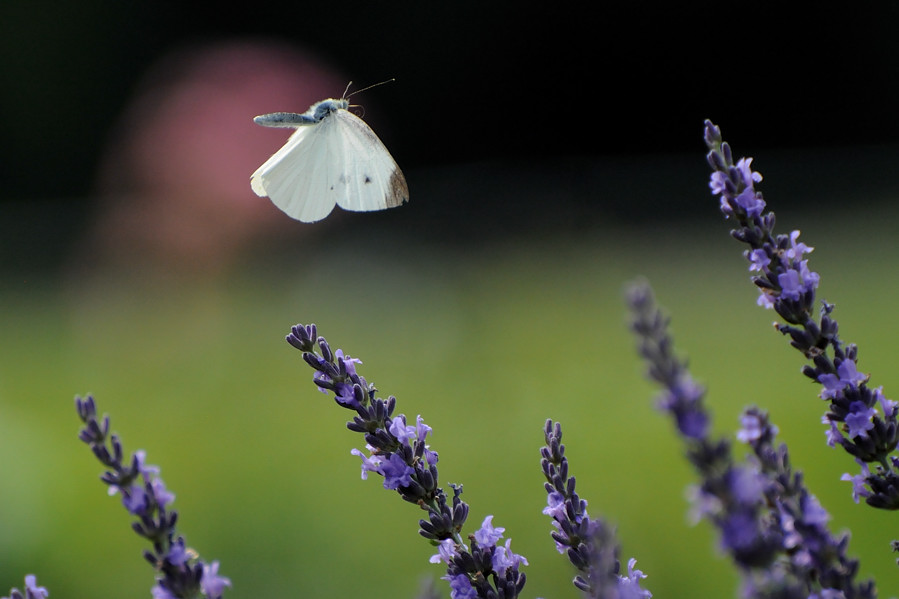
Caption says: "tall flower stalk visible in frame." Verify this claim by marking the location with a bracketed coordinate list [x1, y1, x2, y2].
[286, 323, 527, 599]
[540, 419, 651, 598]
[75, 395, 230, 599]
[704, 120, 899, 511]
[627, 281, 874, 598]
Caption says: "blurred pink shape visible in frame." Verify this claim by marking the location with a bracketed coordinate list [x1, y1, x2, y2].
[82, 40, 348, 278]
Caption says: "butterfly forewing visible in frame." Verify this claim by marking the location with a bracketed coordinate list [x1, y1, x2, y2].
[331, 110, 409, 213]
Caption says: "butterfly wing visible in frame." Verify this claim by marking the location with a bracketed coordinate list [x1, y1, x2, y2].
[250, 122, 340, 223]
[329, 109, 409, 213]
[251, 106, 409, 222]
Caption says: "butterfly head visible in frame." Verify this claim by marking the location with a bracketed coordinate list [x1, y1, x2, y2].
[309, 98, 350, 122]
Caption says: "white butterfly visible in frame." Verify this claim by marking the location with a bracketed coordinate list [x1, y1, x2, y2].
[250, 88, 409, 223]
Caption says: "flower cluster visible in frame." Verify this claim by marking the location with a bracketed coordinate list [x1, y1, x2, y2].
[704, 120, 899, 510]
[286, 323, 527, 599]
[75, 395, 230, 599]
[627, 281, 874, 597]
[540, 419, 650, 599]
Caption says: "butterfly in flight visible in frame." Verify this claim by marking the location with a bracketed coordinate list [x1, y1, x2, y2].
[251, 81, 409, 223]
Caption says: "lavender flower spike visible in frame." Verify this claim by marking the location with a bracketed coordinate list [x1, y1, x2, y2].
[628, 281, 798, 594]
[2, 575, 48, 599]
[738, 408, 875, 598]
[629, 280, 876, 595]
[286, 323, 527, 599]
[75, 395, 231, 599]
[704, 120, 899, 511]
[540, 419, 651, 599]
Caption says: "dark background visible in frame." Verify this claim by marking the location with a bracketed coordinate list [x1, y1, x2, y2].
[2, 3, 899, 270]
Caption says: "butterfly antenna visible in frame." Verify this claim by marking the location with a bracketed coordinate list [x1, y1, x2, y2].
[345, 78, 396, 99]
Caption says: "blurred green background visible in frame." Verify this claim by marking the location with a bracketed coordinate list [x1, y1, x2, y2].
[3, 194, 899, 598]
[3, 2, 899, 598]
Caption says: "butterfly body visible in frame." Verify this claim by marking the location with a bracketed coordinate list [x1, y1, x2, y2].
[251, 98, 408, 223]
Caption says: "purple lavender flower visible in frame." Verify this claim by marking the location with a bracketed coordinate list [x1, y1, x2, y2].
[491, 538, 528, 576]
[473, 515, 505, 547]
[286, 323, 526, 599]
[151, 583, 178, 599]
[75, 395, 230, 599]
[540, 419, 651, 598]
[704, 120, 899, 511]
[201, 562, 231, 599]
[818, 360, 867, 400]
[628, 282, 791, 588]
[629, 279, 876, 596]
[2, 575, 48, 599]
[738, 408, 875, 597]
[442, 573, 478, 599]
[430, 538, 459, 565]
[381, 452, 416, 489]
[841, 463, 874, 504]
[618, 559, 650, 599]
[350, 446, 383, 479]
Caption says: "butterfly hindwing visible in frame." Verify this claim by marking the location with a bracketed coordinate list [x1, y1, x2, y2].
[253, 120, 344, 222]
